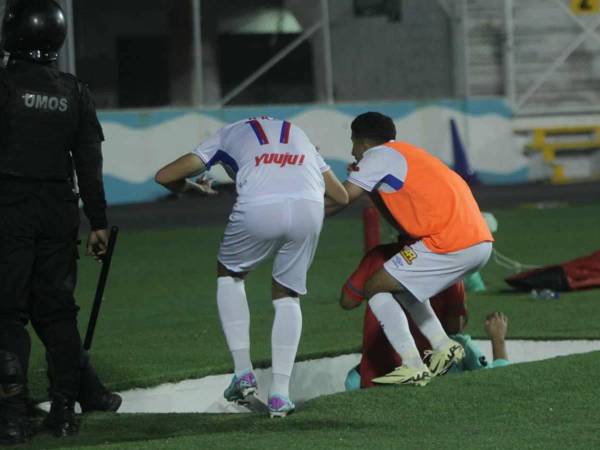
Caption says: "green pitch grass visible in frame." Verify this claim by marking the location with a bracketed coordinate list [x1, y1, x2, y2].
[21, 202, 600, 449]
[24, 352, 600, 449]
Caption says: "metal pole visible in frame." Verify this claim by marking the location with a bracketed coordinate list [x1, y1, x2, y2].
[58, 0, 76, 74]
[219, 20, 323, 107]
[320, 0, 334, 104]
[192, 0, 203, 106]
[504, 0, 516, 112]
[461, 0, 470, 99]
[0, 0, 6, 24]
[513, 103, 600, 116]
[448, 0, 464, 96]
[460, 0, 471, 148]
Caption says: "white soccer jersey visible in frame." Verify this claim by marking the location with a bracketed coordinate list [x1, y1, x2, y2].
[192, 117, 330, 204]
[347, 144, 408, 194]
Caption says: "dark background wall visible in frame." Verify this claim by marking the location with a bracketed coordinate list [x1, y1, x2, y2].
[325, 0, 454, 101]
[73, 0, 193, 108]
[70, 0, 456, 108]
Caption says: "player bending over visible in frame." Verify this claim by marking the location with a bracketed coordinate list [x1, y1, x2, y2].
[340, 242, 508, 389]
[155, 117, 348, 417]
[327, 112, 494, 386]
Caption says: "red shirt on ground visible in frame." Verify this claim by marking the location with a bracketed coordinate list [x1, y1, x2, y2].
[343, 243, 467, 387]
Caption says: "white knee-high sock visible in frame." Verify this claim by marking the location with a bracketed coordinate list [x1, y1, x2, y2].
[395, 292, 450, 351]
[270, 297, 302, 398]
[217, 276, 252, 376]
[368, 293, 425, 369]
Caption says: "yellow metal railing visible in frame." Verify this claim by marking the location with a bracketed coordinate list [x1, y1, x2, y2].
[520, 126, 600, 183]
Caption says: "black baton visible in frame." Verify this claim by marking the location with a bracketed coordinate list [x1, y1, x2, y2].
[83, 225, 119, 352]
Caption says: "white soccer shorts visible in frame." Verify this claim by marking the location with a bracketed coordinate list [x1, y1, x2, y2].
[218, 198, 324, 295]
[383, 240, 493, 301]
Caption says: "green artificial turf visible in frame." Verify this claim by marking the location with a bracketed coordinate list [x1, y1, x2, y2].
[27, 203, 600, 400]
[21, 351, 600, 450]
[27, 217, 366, 398]
[470, 203, 600, 339]
[19, 202, 600, 449]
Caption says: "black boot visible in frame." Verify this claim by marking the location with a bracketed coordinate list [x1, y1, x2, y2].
[0, 416, 30, 446]
[0, 393, 30, 446]
[43, 394, 78, 437]
[46, 350, 122, 413]
[78, 360, 122, 413]
[0, 350, 30, 445]
[80, 390, 122, 413]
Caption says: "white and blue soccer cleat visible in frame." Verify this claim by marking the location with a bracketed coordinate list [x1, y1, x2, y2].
[223, 369, 258, 403]
[268, 394, 295, 418]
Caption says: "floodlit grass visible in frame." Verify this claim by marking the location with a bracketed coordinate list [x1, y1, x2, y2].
[23, 351, 600, 449]
[22, 202, 600, 449]
[472, 203, 600, 339]
[28, 217, 367, 397]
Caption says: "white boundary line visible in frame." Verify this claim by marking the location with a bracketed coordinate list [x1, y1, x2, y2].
[38, 340, 600, 414]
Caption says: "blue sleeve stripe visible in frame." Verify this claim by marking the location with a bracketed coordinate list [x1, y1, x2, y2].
[280, 121, 291, 143]
[380, 174, 404, 190]
[207, 150, 239, 173]
[247, 119, 269, 145]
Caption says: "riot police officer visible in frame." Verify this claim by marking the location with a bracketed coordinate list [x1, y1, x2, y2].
[0, 0, 118, 444]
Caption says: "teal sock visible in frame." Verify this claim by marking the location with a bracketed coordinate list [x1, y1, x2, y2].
[464, 272, 486, 293]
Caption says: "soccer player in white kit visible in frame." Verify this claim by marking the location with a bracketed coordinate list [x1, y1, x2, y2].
[155, 117, 348, 417]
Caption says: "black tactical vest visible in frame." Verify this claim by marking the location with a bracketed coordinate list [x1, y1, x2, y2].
[0, 60, 80, 180]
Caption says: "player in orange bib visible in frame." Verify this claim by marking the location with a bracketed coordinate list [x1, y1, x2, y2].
[327, 112, 493, 386]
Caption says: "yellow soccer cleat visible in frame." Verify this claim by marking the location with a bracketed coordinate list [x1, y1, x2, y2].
[424, 339, 465, 376]
[372, 365, 432, 387]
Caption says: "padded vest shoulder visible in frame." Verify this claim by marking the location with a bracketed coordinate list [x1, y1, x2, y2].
[0, 61, 80, 180]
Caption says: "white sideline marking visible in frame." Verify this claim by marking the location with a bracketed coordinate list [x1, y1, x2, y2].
[116, 353, 362, 414]
[37, 340, 600, 414]
[475, 339, 600, 364]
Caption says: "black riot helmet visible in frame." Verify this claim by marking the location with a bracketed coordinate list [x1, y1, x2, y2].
[1, 0, 66, 62]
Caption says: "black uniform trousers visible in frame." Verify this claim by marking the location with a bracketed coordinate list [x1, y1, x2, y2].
[0, 179, 82, 405]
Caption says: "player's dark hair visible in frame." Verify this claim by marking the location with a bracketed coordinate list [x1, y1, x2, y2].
[351, 112, 396, 143]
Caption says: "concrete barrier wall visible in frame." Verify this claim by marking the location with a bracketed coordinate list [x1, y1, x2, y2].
[99, 98, 526, 205]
